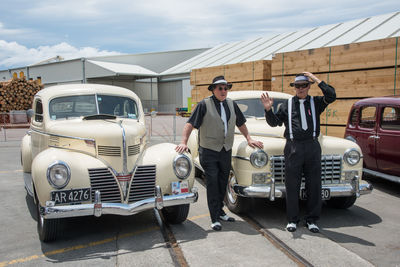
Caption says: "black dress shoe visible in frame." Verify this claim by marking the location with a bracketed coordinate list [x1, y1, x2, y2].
[286, 222, 297, 232]
[219, 214, 235, 222]
[211, 222, 222, 231]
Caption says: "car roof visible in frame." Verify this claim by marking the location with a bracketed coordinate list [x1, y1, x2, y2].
[227, 90, 292, 101]
[353, 96, 400, 106]
[35, 83, 139, 102]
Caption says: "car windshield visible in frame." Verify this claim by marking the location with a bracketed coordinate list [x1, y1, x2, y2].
[49, 94, 138, 120]
[235, 98, 286, 118]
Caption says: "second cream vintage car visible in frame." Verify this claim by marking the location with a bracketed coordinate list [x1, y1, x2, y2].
[188, 91, 372, 213]
[21, 84, 198, 242]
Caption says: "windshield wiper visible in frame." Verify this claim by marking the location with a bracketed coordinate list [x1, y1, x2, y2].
[83, 114, 117, 120]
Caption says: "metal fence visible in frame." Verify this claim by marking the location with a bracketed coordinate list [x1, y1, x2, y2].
[1, 112, 188, 143]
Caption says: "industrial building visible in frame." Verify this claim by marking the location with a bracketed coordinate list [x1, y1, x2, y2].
[1, 11, 399, 113]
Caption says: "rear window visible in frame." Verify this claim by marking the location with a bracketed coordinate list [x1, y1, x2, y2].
[381, 106, 400, 131]
[359, 106, 376, 128]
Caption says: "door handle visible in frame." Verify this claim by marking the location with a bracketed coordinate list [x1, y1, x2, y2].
[368, 135, 380, 140]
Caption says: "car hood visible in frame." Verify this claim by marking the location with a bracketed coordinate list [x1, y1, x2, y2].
[236, 117, 285, 138]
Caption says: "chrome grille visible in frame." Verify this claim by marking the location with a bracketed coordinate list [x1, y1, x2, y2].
[128, 165, 156, 203]
[128, 144, 140, 156]
[88, 168, 121, 202]
[98, 145, 121, 157]
[270, 155, 342, 184]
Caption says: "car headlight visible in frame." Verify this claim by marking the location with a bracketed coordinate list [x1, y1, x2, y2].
[250, 150, 268, 168]
[47, 161, 71, 189]
[343, 148, 361, 166]
[173, 154, 192, 179]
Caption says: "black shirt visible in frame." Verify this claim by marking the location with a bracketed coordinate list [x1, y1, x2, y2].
[188, 95, 247, 129]
[265, 81, 336, 141]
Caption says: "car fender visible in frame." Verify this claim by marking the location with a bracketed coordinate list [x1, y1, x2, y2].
[21, 134, 32, 173]
[32, 148, 107, 206]
[140, 143, 195, 195]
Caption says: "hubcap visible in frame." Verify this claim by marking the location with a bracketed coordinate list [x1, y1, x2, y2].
[227, 171, 238, 204]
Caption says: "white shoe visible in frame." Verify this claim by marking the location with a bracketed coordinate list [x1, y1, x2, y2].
[306, 222, 320, 233]
[211, 222, 222, 231]
[286, 222, 297, 232]
[219, 214, 235, 222]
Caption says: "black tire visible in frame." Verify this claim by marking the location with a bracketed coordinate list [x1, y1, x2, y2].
[225, 170, 250, 214]
[326, 196, 357, 209]
[162, 204, 190, 224]
[36, 194, 60, 242]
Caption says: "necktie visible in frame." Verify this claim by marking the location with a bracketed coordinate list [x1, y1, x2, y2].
[299, 99, 308, 131]
[220, 102, 227, 137]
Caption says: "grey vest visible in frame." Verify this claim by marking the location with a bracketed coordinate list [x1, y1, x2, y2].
[199, 97, 236, 152]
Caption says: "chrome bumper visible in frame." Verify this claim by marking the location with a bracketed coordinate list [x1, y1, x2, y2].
[233, 181, 373, 200]
[41, 186, 198, 219]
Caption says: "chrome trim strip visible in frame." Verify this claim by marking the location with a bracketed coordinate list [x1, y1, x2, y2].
[41, 189, 198, 219]
[234, 131, 281, 138]
[30, 128, 95, 143]
[232, 155, 250, 161]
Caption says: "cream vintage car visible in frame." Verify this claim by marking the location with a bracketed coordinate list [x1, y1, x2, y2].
[187, 91, 372, 214]
[21, 84, 198, 242]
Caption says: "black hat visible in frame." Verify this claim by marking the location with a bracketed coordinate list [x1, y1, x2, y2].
[289, 74, 315, 87]
[208, 75, 233, 91]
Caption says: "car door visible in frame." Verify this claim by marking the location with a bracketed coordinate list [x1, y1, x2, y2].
[357, 105, 378, 171]
[376, 104, 400, 176]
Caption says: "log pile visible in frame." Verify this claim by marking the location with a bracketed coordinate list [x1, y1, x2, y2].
[0, 77, 43, 113]
[270, 37, 400, 137]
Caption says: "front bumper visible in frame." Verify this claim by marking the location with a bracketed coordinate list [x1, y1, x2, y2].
[41, 186, 198, 219]
[233, 180, 373, 201]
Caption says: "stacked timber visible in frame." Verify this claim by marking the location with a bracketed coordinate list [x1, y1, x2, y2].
[271, 37, 400, 137]
[190, 60, 271, 103]
[0, 77, 43, 113]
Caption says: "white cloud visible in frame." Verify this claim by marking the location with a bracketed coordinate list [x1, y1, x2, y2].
[0, 40, 122, 69]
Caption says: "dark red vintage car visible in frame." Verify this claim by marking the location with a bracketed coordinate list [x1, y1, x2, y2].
[345, 96, 400, 183]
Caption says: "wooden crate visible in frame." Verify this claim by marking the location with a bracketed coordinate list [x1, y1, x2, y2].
[190, 66, 225, 85]
[271, 67, 400, 98]
[271, 37, 399, 76]
[320, 98, 359, 125]
[321, 125, 346, 138]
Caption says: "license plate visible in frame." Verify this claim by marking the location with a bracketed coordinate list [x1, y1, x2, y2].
[51, 188, 91, 204]
[171, 181, 189, 195]
[300, 188, 330, 200]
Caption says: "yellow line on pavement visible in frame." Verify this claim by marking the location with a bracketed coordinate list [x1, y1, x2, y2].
[0, 213, 212, 267]
[0, 226, 160, 267]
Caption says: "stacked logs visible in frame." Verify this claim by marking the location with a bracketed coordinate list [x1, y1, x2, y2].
[0, 77, 43, 112]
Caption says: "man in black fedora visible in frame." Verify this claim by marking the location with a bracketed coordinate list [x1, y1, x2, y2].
[176, 75, 263, 231]
[261, 71, 336, 233]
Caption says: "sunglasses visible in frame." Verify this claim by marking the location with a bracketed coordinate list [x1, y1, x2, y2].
[217, 86, 230, 91]
[294, 83, 309, 89]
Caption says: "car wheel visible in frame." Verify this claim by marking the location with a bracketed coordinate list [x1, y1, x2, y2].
[225, 170, 249, 214]
[326, 196, 357, 209]
[161, 204, 190, 224]
[36, 194, 60, 242]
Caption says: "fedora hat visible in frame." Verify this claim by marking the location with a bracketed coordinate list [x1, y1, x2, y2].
[289, 74, 315, 87]
[208, 76, 233, 91]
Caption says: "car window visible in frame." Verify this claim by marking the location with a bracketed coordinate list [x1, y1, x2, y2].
[34, 100, 43, 122]
[236, 98, 286, 118]
[359, 106, 376, 128]
[49, 94, 139, 120]
[381, 106, 400, 131]
[349, 108, 359, 126]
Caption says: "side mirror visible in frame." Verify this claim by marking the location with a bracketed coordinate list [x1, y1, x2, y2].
[26, 109, 34, 119]
[150, 111, 157, 118]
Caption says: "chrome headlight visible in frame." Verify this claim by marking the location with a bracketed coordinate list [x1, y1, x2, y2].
[173, 154, 192, 179]
[250, 150, 268, 168]
[47, 161, 71, 189]
[343, 148, 361, 166]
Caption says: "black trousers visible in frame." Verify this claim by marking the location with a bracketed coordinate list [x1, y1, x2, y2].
[284, 139, 322, 223]
[199, 146, 232, 223]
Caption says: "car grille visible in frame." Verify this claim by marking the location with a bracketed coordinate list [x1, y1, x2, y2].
[128, 144, 140, 156]
[270, 155, 342, 184]
[88, 168, 122, 202]
[128, 165, 156, 203]
[98, 145, 121, 157]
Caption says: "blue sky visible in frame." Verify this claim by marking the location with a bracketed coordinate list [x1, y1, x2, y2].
[0, 0, 398, 70]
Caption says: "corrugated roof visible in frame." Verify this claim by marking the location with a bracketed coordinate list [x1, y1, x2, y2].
[88, 60, 158, 76]
[161, 11, 400, 75]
